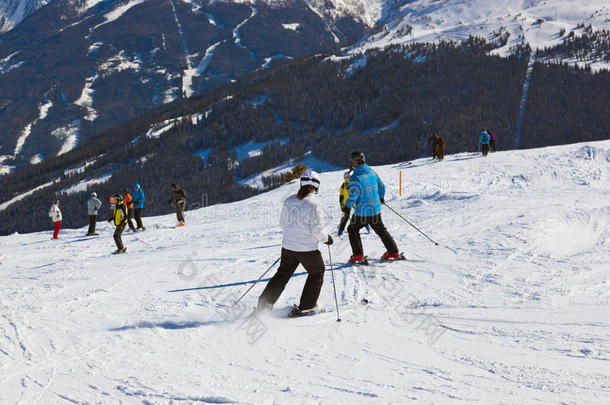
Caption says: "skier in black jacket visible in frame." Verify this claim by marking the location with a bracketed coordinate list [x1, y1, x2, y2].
[169, 184, 187, 226]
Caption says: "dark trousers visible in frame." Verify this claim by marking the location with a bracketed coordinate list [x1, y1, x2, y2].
[348, 214, 398, 257]
[338, 210, 350, 234]
[126, 207, 136, 231]
[87, 215, 97, 234]
[259, 248, 325, 310]
[134, 208, 144, 229]
[176, 201, 185, 223]
[113, 224, 126, 250]
[481, 144, 489, 156]
[489, 139, 496, 152]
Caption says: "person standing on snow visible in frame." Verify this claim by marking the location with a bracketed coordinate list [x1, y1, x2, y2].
[131, 183, 146, 231]
[122, 188, 136, 232]
[108, 195, 128, 254]
[480, 130, 491, 156]
[338, 171, 370, 236]
[49, 198, 62, 239]
[345, 151, 400, 263]
[489, 131, 497, 152]
[428, 134, 439, 160]
[87, 192, 102, 236]
[436, 135, 447, 160]
[257, 170, 334, 317]
[169, 184, 187, 227]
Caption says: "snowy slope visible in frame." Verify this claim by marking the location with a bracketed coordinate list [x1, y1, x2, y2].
[1, 141, 610, 403]
[349, 0, 610, 68]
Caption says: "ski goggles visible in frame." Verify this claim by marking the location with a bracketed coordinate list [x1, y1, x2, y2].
[300, 177, 320, 189]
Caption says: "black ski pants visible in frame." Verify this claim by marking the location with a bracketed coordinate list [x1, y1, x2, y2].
[134, 208, 144, 229]
[126, 207, 136, 231]
[114, 224, 126, 250]
[348, 214, 398, 257]
[489, 139, 496, 152]
[481, 144, 489, 156]
[176, 200, 185, 223]
[259, 248, 325, 311]
[87, 215, 97, 234]
[338, 210, 351, 234]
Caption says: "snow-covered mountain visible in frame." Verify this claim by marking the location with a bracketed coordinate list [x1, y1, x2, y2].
[1, 141, 609, 403]
[350, 0, 610, 68]
[0, 0, 370, 171]
[0, 0, 50, 32]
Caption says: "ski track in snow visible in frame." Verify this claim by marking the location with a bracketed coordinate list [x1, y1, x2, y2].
[1, 141, 610, 403]
[514, 50, 537, 149]
[233, 6, 257, 61]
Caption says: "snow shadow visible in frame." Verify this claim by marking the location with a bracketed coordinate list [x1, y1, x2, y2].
[109, 319, 224, 331]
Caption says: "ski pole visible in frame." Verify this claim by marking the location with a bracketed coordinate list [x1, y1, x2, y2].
[383, 202, 439, 246]
[328, 245, 341, 322]
[232, 256, 281, 308]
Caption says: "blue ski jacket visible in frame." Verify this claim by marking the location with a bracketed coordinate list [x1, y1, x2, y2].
[480, 131, 491, 145]
[344, 164, 385, 217]
[132, 188, 146, 209]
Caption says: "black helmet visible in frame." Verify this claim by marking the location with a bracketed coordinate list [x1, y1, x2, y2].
[350, 151, 366, 165]
[115, 194, 124, 205]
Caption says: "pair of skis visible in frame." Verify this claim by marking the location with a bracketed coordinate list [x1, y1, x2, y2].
[349, 252, 406, 266]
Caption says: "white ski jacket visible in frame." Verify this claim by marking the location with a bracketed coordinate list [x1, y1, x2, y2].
[88, 197, 102, 215]
[49, 204, 62, 222]
[280, 193, 328, 252]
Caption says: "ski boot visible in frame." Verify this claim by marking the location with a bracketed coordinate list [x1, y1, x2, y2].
[349, 254, 369, 265]
[380, 252, 406, 261]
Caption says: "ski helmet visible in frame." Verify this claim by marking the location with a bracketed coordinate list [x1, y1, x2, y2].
[300, 170, 321, 191]
[343, 171, 351, 180]
[350, 151, 366, 166]
[91, 192, 97, 197]
[115, 194, 124, 205]
[133, 183, 141, 190]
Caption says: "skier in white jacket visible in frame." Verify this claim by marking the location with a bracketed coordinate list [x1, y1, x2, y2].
[49, 199, 62, 239]
[258, 170, 333, 316]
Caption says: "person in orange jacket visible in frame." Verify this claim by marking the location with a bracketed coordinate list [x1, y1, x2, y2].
[122, 188, 136, 232]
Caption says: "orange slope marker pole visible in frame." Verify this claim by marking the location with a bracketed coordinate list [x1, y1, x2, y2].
[399, 171, 402, 196]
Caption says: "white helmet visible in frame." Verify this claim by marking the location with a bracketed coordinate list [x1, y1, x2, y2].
[300, 170, 321, 190]
[91, 192, 97, 197]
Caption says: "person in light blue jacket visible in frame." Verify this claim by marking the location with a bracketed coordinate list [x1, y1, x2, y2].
[345, 151, 399, 263]
[480, 130, 491, 156]
[131, 183, 146, 231]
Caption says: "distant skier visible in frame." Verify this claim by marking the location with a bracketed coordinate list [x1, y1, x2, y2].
[48, 198, 62, 240]
[428, 134, 446, 161]
[86, 192, 102, 236]
[338, 171, 351, 236]
[345, 151, 400, 263]
[480, 130, 491, 156]
[338, 171, 370, 236]
[257, 170, 333, 317]
[108, 194, 128, 254]
[122, 188, 136, 232]
[169, 184, 187, 227]
[489, 131, 497, 152]
[131, 183, 146, 231]
[428, 134, 439, 160]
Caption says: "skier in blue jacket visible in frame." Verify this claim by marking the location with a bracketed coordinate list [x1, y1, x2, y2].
[131, 183, 146, 231]
[480, 130, 491, 156]
[345, 151, 400, 263]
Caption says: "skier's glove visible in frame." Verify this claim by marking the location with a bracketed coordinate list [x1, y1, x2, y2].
[341, 207, 350, 214]
[324, 235, 334, 246]
[380, 197, 385, 204]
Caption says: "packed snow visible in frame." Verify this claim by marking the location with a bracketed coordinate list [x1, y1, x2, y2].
[61, 174, 112, 194]
[93, 0, 149, 30]
[1, 141, 609, 402]
[52, 120, 81, 156]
